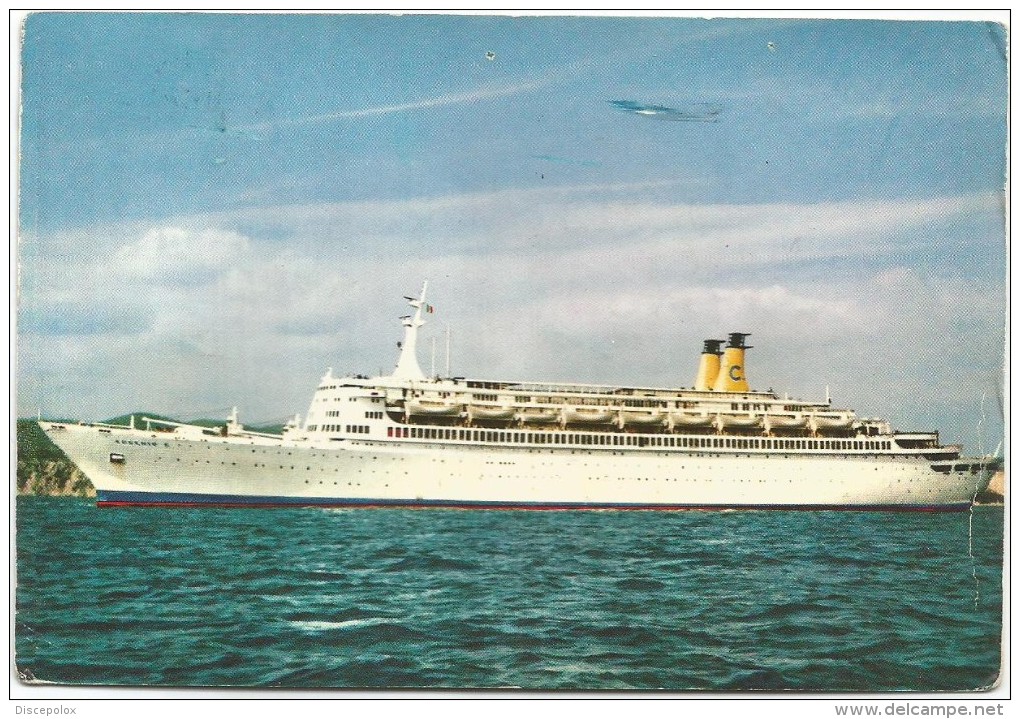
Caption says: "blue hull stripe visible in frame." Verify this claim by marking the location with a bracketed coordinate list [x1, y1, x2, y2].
[96, 490, 972, 512]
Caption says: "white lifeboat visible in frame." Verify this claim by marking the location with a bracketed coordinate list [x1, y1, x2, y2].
[715, 413, 764, 430]
[467, 405, 516, 422]
[668, 411, 715, 428]
[810, 415, 855, 434]
[405, 400, 462, 417]
[561, 407, 615, 424]
[764, 414, 807, 432]
[618, 409, 665, 428]
[516, 408, 561, 424]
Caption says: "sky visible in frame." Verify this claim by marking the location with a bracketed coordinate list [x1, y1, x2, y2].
[15, 12, 1007, 454]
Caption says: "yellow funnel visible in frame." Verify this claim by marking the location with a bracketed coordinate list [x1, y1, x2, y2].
[712, 333, 752, 392]
[694, 339, 724, 391]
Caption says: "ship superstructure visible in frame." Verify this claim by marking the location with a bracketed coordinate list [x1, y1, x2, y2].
[39, 283, 999, 510]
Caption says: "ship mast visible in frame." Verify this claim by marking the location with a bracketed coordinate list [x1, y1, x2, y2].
[392, 281, 429, 380]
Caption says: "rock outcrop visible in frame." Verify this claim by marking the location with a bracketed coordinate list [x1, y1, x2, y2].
[15, 420, 95, 497]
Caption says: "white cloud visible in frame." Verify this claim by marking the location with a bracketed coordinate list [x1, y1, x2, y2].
[16, 189, 1004, 450]
[111, 226, 251, 284]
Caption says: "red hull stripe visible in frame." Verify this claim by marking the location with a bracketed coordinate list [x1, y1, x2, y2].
[96, 491, 971, 512]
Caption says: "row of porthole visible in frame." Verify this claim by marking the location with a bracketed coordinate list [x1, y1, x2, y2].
[144, 459, 927, 489]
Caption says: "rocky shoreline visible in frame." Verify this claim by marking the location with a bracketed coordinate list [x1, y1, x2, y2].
[16, 458, 95, 498]
[16, 420, 95, 498]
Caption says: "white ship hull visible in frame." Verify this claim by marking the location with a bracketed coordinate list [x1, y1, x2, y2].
[41, 422, 995, 511]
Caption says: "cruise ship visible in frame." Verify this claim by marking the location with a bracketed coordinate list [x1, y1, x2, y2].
[39, 283, 999, 511]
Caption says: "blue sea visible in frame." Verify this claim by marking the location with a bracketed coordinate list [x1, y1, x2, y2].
[15, 498, 1003, 691]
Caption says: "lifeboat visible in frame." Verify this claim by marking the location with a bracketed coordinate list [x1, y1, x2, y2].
[667, 411, 714, 428]
[516, 408, 561, 424]
[467, 405, 516, 422]
[618, 409, 665, 428]
[810, 415, 855, 434]
[561, 407, 614, 424]
[765, 414, 807, 431]
[715, 413, 764, 430]
[405, 400, 462, 417]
